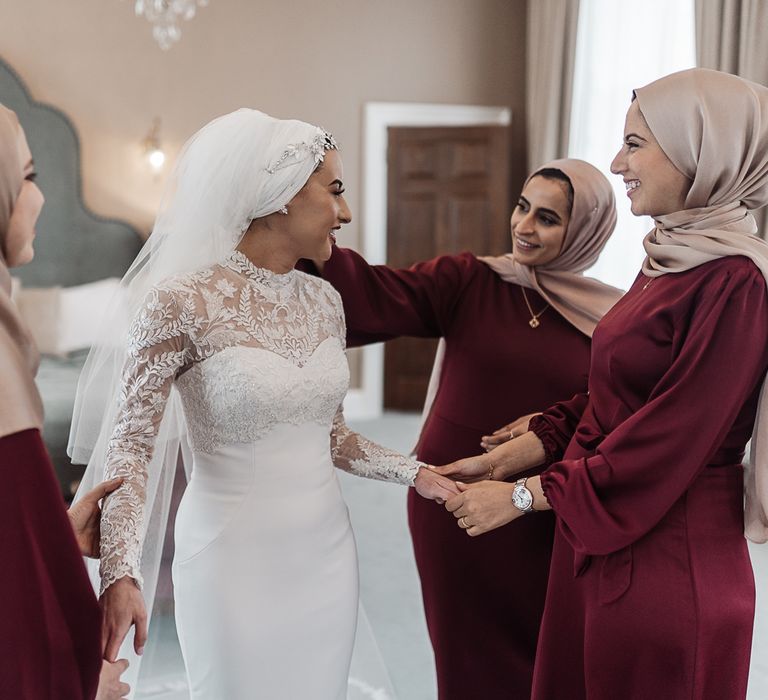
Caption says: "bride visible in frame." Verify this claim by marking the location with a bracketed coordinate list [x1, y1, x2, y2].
[68, 109, 458, 698]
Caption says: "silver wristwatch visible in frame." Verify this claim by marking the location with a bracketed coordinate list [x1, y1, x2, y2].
[511, 477, 535, 514]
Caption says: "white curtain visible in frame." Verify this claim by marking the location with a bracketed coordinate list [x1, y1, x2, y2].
[696, 0, 768, 239]
[526, 0, 580, 169]
[567, 0, 696, 290]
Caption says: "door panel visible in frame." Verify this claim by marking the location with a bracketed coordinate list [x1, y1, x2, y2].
[384, 126, 511, 411]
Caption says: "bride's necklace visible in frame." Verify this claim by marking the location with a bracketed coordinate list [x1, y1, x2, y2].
[521, 288, 549, 329]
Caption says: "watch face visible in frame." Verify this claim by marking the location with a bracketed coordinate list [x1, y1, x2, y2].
[512, 485, 533, 511]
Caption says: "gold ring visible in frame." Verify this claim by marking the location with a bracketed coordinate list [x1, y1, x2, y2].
[488, 463, 495, 481]
[459, 516, 469, 529]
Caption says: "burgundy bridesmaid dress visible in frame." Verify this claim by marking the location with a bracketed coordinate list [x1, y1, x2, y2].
[0, 428, 102, 699]
[531, 256, 767, 699]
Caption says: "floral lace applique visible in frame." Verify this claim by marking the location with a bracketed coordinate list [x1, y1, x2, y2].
[99, 251, 421, 592]
[331, 408, 421, 486]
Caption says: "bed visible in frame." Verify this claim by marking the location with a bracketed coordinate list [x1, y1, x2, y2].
[0, 56, 143, 498]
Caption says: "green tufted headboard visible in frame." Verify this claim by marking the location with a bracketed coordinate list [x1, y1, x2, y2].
[0, 57, 144, 498]
[0, 56, 142, 286]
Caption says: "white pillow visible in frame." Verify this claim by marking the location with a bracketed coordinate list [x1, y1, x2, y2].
[16, 278, 122, 356]
[57, 278, 122, 354]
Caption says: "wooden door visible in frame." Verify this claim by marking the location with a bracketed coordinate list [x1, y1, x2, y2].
[384, 125, 511, 411]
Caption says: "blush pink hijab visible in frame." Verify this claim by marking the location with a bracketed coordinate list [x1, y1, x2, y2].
[634, 68, 768, 542]
[480, 158, 623, 336]
[0, 104, 43, 439]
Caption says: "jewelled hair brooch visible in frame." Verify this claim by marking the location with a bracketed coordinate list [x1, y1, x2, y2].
[265, 131, 338, 175]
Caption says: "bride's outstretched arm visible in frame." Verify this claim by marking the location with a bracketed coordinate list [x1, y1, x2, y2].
[324, 284, 459, 501]
[99, 286, 191, 661]
[330, 407, 460, 502]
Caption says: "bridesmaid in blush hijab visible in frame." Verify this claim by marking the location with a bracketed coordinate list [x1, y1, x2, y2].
[441, 68, 768, 699]
[0, 104, 127, 700]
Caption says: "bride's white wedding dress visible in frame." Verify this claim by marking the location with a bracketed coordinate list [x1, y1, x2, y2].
[99, 250, 422, 699]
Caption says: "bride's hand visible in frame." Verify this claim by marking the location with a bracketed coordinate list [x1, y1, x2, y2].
[100, 576, 147, 662]
[430, 453, 494, 483]
[480, 412, 540, 452]
[413, 467, 461, 504]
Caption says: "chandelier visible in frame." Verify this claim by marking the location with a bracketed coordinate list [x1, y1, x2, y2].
[133, 0, 209, 50]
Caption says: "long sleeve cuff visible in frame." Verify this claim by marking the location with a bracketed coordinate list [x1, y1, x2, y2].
[529, 414, 563, 466]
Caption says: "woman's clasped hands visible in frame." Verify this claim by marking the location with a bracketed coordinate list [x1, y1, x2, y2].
[479, 412, 540, 451]
[446, 481, 524, 536]
[430, 418, 549, 535]
[429, 452, 523, 536]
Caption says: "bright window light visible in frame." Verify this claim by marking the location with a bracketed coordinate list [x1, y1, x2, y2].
[568, 0, 696, 290]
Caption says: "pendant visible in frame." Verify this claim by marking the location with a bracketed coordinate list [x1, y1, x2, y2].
[529, 318, 540, 329]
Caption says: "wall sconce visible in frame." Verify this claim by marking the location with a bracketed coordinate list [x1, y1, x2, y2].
[143, 117, 166, 172]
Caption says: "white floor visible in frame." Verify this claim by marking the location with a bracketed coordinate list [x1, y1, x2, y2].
[132, 411, 768, 700]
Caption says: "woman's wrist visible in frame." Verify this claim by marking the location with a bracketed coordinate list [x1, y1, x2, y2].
[109, 575, 139, 590]
[528, 475, 551, 512]
[490, 431, 546, 481]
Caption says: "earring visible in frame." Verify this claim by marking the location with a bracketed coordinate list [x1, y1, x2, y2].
[279, 205, 288, 215]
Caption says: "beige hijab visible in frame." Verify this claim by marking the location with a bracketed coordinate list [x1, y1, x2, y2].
[634, 68, 768, 542]
[417, 158, 623, 445]
[480, 158, 623, 336]
[0, 104, 43, 439]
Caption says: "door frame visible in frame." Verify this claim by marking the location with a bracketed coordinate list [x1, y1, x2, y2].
[346, 102, 511, 419]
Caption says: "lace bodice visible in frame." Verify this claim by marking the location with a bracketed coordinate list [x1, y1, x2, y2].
[99, 251, 422, 592]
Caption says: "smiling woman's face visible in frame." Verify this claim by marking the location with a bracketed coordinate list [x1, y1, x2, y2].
[4, 138, 44, 268]
[280, 149, 351, 262]
[610, 100, 691, 218]
[509, 175, 571, 267]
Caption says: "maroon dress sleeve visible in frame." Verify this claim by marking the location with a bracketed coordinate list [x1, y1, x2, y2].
[529, 393, 590, 464]
[541, 266, 768, 556]
[0, 428, 102, 700]
[305, 246, 480, 345]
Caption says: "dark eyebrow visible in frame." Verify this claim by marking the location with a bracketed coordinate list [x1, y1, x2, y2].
[519, 195, 562, 222]
[537, 207, 562, 222]
[624, 133, 647, 142]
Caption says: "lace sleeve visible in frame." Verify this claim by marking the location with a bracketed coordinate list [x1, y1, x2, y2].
[330, 407, 423, 486]
[99, 286, 190, 593]
[325, 283, 420, 484]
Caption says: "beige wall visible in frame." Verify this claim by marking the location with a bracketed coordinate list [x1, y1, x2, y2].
[2, 0, 526, 390]
[1, 0, 527, 242]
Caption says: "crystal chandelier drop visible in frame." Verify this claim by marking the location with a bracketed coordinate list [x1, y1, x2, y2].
[133, 0, 209, 50]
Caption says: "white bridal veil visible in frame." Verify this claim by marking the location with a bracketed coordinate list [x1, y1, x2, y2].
[69, 108, 397, 699]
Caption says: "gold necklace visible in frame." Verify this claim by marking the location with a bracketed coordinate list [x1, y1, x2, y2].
[521, 287, 550, 328]
[642, 276, 655, 291]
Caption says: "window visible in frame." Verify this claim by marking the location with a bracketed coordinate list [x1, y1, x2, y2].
[568, 0, 696, 290]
